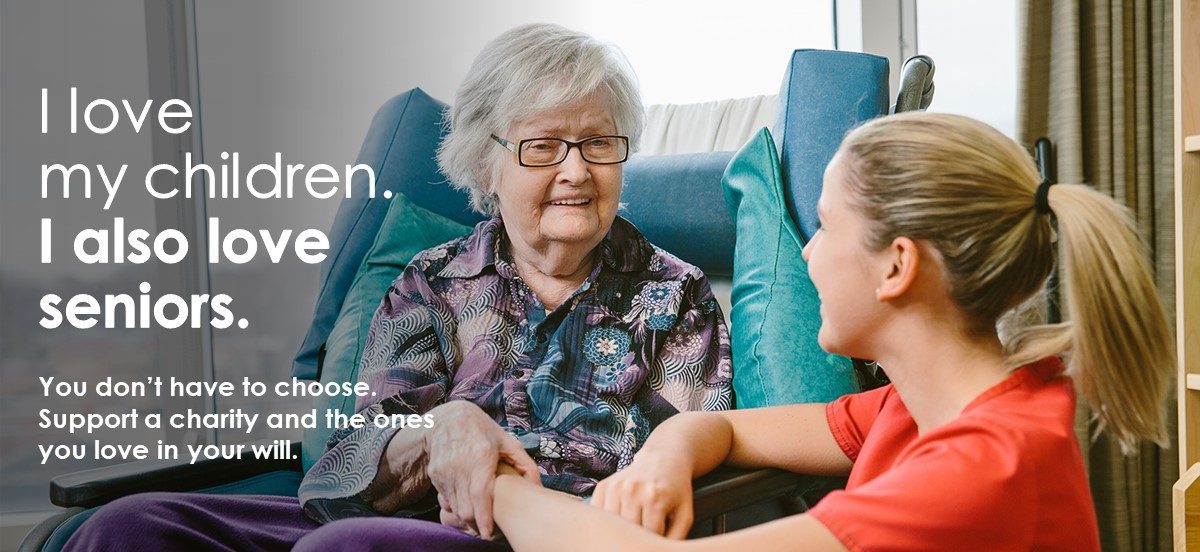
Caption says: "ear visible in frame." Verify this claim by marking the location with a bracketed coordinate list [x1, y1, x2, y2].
[481, 167, 498, 194]
[483, 153, 507, 195]
[876, 236, 921, 301]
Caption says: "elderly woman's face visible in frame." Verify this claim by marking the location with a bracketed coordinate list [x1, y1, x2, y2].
[493, 92, 622, 254]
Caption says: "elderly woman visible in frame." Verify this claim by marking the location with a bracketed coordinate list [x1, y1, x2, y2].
[64, 23, 730, 552]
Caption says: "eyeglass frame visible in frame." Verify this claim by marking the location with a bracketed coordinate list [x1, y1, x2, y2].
[490, 134, 630, 167]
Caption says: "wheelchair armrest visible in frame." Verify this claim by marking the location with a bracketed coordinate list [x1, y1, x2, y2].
[50, 441, 302, 508]
[18, 506, 87, 552]
[691, 466, 845, 526]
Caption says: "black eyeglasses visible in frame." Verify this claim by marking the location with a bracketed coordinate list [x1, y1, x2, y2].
[491, 134, 630, 167]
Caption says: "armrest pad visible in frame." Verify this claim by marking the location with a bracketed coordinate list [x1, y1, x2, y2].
[50, 441, 302, 508]
[691, 466, 843, 521]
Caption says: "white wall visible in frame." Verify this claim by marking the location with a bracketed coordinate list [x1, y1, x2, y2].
[193, 0, 834, 236]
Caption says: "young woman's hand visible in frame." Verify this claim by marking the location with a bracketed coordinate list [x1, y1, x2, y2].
[589, 450, 694, 539]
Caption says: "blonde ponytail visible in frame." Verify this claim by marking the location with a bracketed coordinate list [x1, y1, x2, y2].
[841, 112, 1173, 453]
[1007, 183, 1173, 452]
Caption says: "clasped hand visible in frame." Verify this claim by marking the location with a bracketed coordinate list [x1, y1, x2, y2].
[425, 402, 693, 540]
[423, 401, 540, 540]
[590, 451, 695, 539]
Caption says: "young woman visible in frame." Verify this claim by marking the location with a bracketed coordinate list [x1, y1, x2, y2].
[489, 112, 1174, 551]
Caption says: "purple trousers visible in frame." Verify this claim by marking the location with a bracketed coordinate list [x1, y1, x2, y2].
[62, 493, 512, 552]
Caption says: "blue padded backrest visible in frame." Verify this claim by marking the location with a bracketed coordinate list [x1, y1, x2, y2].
[293, 88, 481, 379]
[773, 50, 889, 242]
[621, 151, 737, 277]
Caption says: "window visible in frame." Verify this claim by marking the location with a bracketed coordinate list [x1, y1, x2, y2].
[915, 0, 1019, 137]
[572, 1, 835, 104]
[0, 1, 169, 514]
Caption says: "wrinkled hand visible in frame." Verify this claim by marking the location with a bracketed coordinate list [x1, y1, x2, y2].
[590, 451, 694, 539]
[424, 401, 540, 540]
[441, 503, 510, 541]
[440, 460, 533, 539]
[439, 503, 475, 535]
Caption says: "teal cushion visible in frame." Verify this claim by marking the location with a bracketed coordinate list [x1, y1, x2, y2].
[302, 193, 472, 470]
[722, 128, 858, 407]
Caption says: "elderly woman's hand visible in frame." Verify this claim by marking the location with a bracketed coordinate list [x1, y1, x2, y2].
[590, 449, 695, 539]
[424, 400, 541, 540]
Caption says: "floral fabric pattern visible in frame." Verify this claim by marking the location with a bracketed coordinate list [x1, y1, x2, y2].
[584, 327, 631, 367]
[299, 216, 732, 521]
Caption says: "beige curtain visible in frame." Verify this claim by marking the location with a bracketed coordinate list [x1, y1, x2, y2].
[1018, 1, 1175, 550]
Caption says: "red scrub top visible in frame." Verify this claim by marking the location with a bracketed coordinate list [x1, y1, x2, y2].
[807, 357, 1100, 551]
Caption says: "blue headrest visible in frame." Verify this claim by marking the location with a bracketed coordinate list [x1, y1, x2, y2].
[773, 49, 889, 241]
[621, 152, 737, 276]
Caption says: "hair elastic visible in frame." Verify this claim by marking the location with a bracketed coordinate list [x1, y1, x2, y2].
[1034, 179, 1055, 214]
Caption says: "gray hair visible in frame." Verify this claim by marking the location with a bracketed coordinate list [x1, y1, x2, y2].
[437, 23, 645, 215]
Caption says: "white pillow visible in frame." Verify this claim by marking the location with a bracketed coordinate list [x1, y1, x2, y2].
[641, 95, 777, 155]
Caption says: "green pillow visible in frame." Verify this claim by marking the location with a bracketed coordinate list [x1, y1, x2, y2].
[722, 128, 858, 408]
[302, 193, 472, 470]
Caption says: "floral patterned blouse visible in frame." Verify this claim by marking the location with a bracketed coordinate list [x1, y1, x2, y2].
[299, 216, 732, 522]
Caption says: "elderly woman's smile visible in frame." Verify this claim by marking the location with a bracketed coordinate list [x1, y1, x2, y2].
[494, 92, 623, 255]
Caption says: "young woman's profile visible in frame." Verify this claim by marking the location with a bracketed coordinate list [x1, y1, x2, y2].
[491, 112, 1173, 552]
